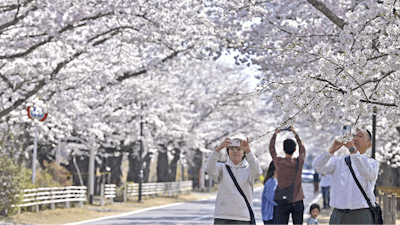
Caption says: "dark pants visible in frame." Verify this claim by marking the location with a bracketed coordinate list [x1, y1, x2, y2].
[321, 186, 330, 208]
[275, 200, 304, 225]
[263, 220, 275, 224]
[329, 208, 373, 224]
[214, 218, 251, 224]
[313, 182, 319, 194]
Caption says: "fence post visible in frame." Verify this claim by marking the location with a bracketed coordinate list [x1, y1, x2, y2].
[123, 183, 127, 202]
[391, 194, 396, 225]
[34, 190, 39, 213]
[109, 185, 114, 204]
[50, 189, 55, 210]
[397, 196, 400, 210]
[78, 187, 84, 207]
[65, 201, 70, 208]
[383, 193, 388, 223]
[65, 187, 70, 208]
[100, 184, 104, 206]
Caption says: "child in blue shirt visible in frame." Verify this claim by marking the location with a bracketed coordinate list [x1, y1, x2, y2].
[307, 203, 320, 225]
[261, 161, 278, 224]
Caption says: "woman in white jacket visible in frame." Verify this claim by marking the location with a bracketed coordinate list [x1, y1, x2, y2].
[205, 137, 263, 224]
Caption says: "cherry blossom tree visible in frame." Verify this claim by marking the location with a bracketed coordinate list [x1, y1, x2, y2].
[2, 0, 399, 172]
[204, 0, 399, 165]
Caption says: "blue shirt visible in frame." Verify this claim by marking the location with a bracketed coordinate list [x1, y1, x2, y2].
[261, 177, 278, 221]
[307, 216, 318, 225]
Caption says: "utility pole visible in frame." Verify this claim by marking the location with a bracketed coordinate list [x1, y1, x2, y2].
[138, 103, 144, 202]
[56, 138, 61, 165]
[199, 150, 205, 192]
[372, 107, 377, 159]
[181, 159, 185, 181]
[88, 139, 95, 204]
[32, 124, 38, 183]
[199, 148, 212, 192]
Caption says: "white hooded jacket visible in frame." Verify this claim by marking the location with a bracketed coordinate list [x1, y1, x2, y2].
[205, 150, 263, 221]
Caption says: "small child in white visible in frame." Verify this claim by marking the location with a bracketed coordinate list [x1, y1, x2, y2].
[307, 203, 320, 225]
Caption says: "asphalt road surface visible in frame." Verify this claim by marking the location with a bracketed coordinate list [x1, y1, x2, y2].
[71, 182, 319, 225]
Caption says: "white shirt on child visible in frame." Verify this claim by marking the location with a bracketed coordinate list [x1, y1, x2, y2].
[307, 216, 318, 225]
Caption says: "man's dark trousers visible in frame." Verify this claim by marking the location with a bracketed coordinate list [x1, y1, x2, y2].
[274, 200, 304, 225]
[321, 186, 330, 208]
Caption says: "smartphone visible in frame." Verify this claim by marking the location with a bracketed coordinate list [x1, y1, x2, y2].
[229, 140, 241, 146]
[342, 125, 351, 135]
[280, 127, 291, 131]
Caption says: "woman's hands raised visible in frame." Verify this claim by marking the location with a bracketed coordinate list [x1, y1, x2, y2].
[216, 137, 251, 154]
[239, 137, 251, 154]
[216, 138, 232, 152]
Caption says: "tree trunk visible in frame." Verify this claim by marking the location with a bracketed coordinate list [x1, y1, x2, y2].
[169, 149, 180, 182]
[127, 153, 140, 183]
[106, 155, 123, 186]
[157, 149, 169, 182]
[143, 152, 152, 183]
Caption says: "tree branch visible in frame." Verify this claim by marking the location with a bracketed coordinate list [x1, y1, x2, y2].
[352, 70, 395, 92]
[307, 0, 347, 29]
[0, 36, 53, 59]
[0, 4, 37, 33]
[116, 46, 193, 82]
[311, 76, 347, 94]
[0, 52, 83, 119]
[87, 26, 139, 43]
[359, 99, 397, 107]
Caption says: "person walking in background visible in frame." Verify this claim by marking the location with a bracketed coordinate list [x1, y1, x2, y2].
[306, 203, 320, 225]
[312, 128, 379, 224]
[268, 126, 306, 225]
[261, 161, 278, 224]
[205, 137, 262, 224]
[313, 171, 320, 195]
[320, 174, 332, 209]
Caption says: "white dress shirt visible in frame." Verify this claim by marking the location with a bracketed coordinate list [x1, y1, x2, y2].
[320, 174, 332, 187]
[312, 150, 379, 210]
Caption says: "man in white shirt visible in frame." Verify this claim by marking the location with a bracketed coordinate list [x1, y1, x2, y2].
[312, 129, 379, 224]
[320, 174, 332, 209]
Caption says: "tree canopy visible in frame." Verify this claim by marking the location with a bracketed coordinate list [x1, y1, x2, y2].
[1, 0, 399, 168]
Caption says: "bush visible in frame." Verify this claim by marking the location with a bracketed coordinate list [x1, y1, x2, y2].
[0, 157, 31, 216]
[0, 158, 73, 216]
[35, 160, 73, 187]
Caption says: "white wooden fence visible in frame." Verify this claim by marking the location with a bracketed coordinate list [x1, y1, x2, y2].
[124, 180, 193, 200]
[10, 181, 193, 212]
[12, 186, 86, 213]
[100, 184, 116, 205]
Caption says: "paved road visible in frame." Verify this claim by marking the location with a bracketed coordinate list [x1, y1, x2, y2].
[72, 183, 319, 225]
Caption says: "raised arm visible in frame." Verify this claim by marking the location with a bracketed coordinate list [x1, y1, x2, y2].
[351, 152, 379, 181]
[240, 137, 263, 180]
[205, 138, 231, 183]
[246, 151, 263, 181]
[313, 139, 345, 175]
[205, 151, 222, 183]
[291, 127, 306, 162]
[269, 129, 280, 161]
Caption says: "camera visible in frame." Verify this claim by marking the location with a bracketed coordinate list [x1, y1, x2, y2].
[342, 125, 351, 135]
[229, 139, 241, 147]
